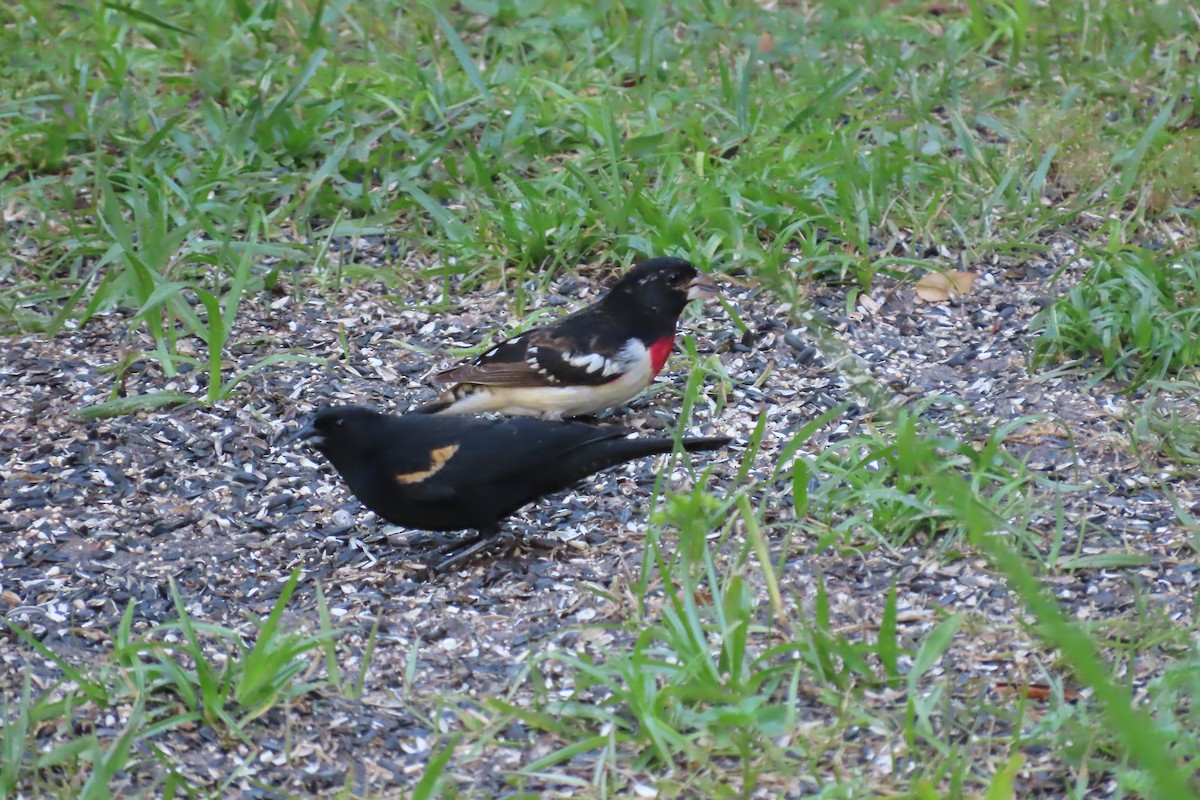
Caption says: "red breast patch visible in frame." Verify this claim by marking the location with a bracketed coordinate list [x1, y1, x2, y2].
[648, 336, 675, 378]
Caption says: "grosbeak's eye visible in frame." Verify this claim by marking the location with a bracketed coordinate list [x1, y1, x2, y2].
[335, 418, 345, 428]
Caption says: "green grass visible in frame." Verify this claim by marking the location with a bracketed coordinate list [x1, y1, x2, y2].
[1, 570, 346, 798]
[789, 406, 1051, 553]
[3, 0, 1200, 796]
[478, 430, 1200, 797]
[6, 0, 1198, 367]
[1127, 383, 1200, 479]
[1033, 246, 1200, 388]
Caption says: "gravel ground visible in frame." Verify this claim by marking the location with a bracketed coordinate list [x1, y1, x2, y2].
[2, 233, 1197, 797]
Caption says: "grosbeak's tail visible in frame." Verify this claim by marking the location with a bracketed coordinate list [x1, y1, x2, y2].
[412, 384, 481, 415]
[411, 397, 452, 415]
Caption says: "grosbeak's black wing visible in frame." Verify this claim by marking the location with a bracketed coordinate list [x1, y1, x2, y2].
[434, 307, 641, 389]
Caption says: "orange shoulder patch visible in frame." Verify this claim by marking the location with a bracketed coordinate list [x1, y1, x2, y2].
[395, 443, 460, 485]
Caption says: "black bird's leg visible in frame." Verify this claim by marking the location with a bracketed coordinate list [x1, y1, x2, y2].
[401, 531, 470, 548]
[429, 525, 505, 573]
[429, 527, 568, 573]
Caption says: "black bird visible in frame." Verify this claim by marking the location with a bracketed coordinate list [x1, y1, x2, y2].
[414, 257, 719, 419]
[290, 406, 730, 571]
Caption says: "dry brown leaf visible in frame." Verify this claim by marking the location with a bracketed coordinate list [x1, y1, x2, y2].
[1002, 420, 1071, 445]
[915, 270, 978, 303]
[994, 682, 1082, 703]
[68, 626, 110, 642]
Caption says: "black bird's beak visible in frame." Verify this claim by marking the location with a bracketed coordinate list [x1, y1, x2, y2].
[282, 419, 322, 448]
[687, 273, 720, 300]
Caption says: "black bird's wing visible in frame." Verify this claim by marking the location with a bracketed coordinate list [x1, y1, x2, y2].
[381, 415, 632, 502]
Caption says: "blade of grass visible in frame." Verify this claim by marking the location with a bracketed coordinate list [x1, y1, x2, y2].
[411, 734, 460, 800]
[430, 5, 492, 102]
[736, 494, 785, 627]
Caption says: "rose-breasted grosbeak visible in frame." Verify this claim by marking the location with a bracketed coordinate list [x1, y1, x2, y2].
[414, 257, 719, 419]
[289, 405, 730, 571]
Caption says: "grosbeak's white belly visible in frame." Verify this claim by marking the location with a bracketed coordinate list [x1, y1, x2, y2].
[447, 339, 659, 419]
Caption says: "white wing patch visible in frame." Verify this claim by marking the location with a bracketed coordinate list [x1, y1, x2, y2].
[564, 351, 608, 374]
[602, 340, 645, 376]
[563, 339, 647, 377]
[443, 338, 654, 418]
[525, 345, 559, 382]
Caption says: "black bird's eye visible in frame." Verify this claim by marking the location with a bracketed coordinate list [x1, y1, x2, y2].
[335, 418, 345, 428]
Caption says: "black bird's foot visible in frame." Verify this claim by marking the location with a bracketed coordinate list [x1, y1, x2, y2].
[430, 536, 503, 573]
[419, 527, 548, 574]
[399, 530, 467, 549]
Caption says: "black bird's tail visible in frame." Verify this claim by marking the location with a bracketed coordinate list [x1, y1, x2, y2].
[679, 436, 733, 453]
[569, 433, 731, 477]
